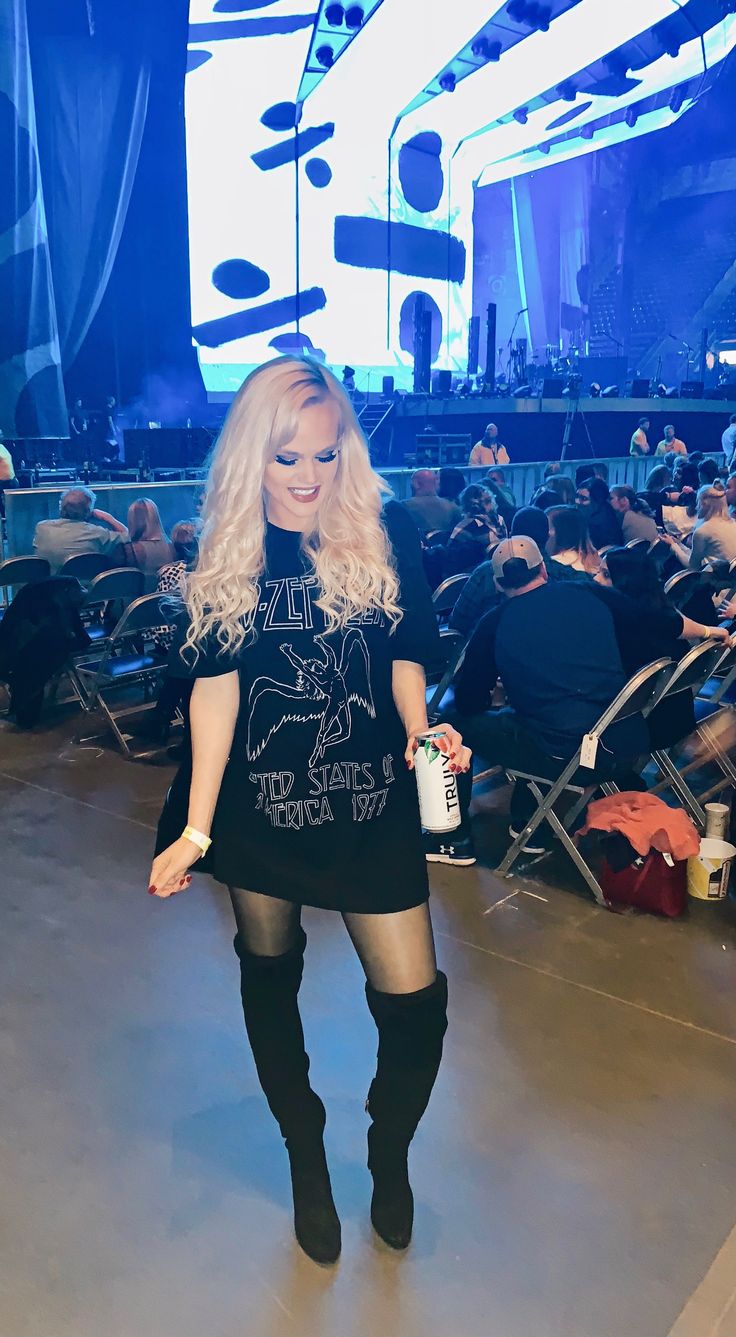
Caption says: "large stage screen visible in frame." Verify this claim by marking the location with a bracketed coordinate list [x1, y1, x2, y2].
[184, 0, 473, 396]
[185, 2, 736, 400]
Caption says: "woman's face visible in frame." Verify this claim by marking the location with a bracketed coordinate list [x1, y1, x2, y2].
[576, 487, 590, 509]
[263, 396, 341, 530]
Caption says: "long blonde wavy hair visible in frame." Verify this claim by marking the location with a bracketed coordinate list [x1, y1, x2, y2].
[182, 356, 402, 660]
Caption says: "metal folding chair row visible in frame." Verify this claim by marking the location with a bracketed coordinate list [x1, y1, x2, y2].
[648, 637, 736, 825]
[664, 560, 736, 617]
[496, 636, 736, 906]
[70, 592, 169, 757]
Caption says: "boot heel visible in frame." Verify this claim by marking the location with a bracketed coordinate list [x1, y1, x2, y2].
[286, 1136, 342, 1264]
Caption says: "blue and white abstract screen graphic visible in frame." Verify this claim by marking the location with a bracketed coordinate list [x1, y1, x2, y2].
[185, 1, 736, 397]
[185, 0, 473, 395]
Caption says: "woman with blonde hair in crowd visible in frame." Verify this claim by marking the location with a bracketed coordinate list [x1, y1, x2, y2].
[662, 482, 736, 569]
[148, 357, 470, 1265]
[120, 497, 176, 587]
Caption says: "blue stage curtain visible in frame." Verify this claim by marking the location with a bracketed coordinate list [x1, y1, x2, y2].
[511, 159, 591, 357]
[0, 0, 66, 437]
[30, 17, 151, 370]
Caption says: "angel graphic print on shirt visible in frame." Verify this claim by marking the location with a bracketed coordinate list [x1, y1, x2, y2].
[236, 527, 404, 839]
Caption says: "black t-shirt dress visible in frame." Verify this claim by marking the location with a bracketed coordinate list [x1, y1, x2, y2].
[155, 501, 440, 913]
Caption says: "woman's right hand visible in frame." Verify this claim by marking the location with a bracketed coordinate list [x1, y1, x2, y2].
[147, 836, 203, 898]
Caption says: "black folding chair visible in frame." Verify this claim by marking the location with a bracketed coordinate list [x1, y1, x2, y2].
[60, 552, 114, 583]
[72, 592, 170, 756]
[624, 537, 653, 553]
[697, 631, 736, 707]
[79, 567, 145, 645]
[664, 568, 702, 612]
[648, 638, 736, 824]
[496, 658, 675, 907]
[0, 556, 51, 609]
[426, 630, 466, 722]
[432, 573, 471, 626]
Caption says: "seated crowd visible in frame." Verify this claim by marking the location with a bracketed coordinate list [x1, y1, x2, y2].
[32, 486, 198, 591]
[398, 455, 736, 868]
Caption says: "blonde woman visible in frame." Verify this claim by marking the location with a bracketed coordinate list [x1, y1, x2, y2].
[661, 482, 736, 569]
[148, 358, 471, 1265]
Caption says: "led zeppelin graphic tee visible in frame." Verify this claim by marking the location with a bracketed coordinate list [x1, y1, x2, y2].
[155, 501, 441, 912]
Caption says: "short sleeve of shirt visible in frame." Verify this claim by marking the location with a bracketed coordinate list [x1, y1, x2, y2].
[383, 500, 441, 669]
[167, 610, 242, 679]
[98, 529, 125, 554]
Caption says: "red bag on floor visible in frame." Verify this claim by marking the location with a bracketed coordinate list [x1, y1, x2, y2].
[599, 850, 687, 918]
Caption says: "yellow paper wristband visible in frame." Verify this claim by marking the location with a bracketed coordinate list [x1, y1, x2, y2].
[182, 825, 212, 857]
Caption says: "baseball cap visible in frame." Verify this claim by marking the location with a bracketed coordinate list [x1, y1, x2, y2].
[491, 536, 544, 587]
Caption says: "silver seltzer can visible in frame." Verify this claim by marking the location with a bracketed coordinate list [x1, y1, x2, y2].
[414, 731, 461, 832]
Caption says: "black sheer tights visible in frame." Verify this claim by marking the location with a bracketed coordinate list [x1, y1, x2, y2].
[228, 887, 438, 994]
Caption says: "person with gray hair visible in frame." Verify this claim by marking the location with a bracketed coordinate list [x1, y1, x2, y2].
[33, 486, 129, 572]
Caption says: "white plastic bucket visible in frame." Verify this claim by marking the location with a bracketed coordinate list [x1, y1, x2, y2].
[687, 838, 736, 901]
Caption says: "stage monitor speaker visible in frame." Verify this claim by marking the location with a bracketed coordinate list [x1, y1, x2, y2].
[630, 378, 650, 398]
[681, 380, 704, 400]
[542, 378, 565, 397]
[412, 295, 432, 394]
[467, 315, 480, 376]
[433, 370, 452, 396]
[381, 375, 394, 398]
[484, 302, 497, 388]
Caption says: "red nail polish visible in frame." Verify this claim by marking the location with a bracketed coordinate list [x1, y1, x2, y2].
[148, 886, 157, 895]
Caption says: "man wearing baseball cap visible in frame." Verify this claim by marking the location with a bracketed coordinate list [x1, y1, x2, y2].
[425, 536, 649, 864]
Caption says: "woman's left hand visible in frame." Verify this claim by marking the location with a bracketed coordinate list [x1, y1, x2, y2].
[405, 723, 472, 773]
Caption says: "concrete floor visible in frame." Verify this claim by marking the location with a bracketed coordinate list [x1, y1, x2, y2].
[2, 711, 736, 1337]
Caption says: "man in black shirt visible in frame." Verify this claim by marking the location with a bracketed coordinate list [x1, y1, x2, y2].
[448, 506, 588, 638]
[427, 537, 650, 864]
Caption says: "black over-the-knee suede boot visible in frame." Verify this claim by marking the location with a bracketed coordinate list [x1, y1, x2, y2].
[365, 972, 448, 1249]
[234, 928, 341, 1264]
